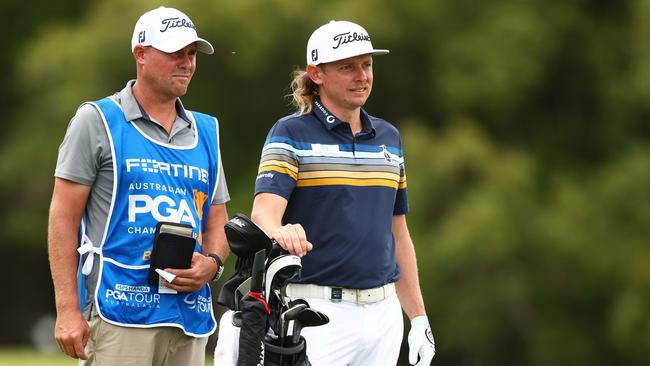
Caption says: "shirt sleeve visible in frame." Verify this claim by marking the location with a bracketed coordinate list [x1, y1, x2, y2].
[254, 120, 299, 200]
[54, 103, 109, 186]
[211, 156, 230, 205]
[393, 135, 409, 215]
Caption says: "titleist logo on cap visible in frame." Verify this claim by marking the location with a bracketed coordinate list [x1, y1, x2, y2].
[131, 7, 214, 54]
[306, 20, 388, 65]
[332, 32, 371, 49]
[160, 17, 196, 32]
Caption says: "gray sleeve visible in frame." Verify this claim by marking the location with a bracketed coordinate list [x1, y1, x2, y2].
[55, 103, 109, 186]
[212, 156, 230, 205]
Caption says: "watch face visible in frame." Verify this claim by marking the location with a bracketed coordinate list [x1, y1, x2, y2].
[212, 266, 224, 282]
[207, 253, 224, 282]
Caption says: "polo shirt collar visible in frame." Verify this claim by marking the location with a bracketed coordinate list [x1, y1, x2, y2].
[311, 97, 376, 136]
[118, 80, 192, 125]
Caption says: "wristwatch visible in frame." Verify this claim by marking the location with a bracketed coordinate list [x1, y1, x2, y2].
[205, 253, 224, 282]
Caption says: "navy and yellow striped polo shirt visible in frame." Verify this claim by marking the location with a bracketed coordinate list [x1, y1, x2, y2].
[254, 98, 408, 289]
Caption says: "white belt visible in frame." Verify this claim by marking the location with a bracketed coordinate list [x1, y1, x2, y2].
[286, 283, 395, 304]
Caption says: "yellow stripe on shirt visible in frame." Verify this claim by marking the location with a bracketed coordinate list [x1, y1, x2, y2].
[298, 170, 400, 182]
[259, 159, 298, 173]
[296, 177, 400, 189]
[258, 164, 298, 180]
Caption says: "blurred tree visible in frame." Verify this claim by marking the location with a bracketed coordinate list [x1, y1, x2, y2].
[0, 0, 88, 146]
[403, 121, 649, 365]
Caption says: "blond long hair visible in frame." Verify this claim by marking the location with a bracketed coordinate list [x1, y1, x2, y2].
[289, 68, 319, 115]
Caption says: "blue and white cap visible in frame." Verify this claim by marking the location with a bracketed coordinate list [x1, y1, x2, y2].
[131, 7, 214, 54]
[306, 20, 389, 65]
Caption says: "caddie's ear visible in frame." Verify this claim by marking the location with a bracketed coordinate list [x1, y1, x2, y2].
[306, 64, 324, 85]
[133, 44, 147, 65]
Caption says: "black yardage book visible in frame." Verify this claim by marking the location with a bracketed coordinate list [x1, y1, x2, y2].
[147, 221, 196, 285]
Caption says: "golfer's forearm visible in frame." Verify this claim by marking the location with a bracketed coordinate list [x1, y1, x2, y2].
[251, 193, 288, 235]
[393, 215, 427, 320]
[250, 214, 282, 236]
[395, 265, 426, 320]
[395, 235, 426, 319]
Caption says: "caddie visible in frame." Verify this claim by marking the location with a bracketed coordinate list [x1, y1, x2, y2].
[48, 6, 229, 366]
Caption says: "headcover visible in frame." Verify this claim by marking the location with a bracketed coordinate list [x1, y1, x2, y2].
[224, 213, 273, 257]
[217, 213, 273, 310]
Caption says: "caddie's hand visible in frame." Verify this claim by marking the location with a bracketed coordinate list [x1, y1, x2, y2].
[408, 315, 435, 366]
[54, 308, 89, 360]
[165, 252, 216, 292]
[272, 223, 313, 257]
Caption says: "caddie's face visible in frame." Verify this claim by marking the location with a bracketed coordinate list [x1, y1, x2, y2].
[316, 54, 374, 111]
[140, 43, 197, 98]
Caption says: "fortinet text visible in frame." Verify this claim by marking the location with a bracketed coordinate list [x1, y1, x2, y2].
[125, 158, 209, 183]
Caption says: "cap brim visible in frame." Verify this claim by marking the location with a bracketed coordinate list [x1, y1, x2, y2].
[153, 37, 214, 55]
[371, 49, 390, 56]
[310, 49, 390, 65]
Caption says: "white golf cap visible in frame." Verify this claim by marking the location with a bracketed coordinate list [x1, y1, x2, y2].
[306, 20, 389, 65]
[131, 7, 214, 54]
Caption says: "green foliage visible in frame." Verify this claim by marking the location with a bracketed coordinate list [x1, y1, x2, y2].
[0, 0, 648, 364]
[404, 123, 649, 364]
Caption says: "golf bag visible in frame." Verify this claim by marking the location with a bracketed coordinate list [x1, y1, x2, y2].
[220, 213, 329, 366]
[263, 335, 309, 366]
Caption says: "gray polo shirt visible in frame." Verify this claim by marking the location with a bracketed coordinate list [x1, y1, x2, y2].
[55, 80, 230, 317]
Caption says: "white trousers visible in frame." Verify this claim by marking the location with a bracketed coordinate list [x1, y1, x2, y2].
[213, 310, 239, 366]
[213, 293, 403, 366]
[300, 294, 403, 366]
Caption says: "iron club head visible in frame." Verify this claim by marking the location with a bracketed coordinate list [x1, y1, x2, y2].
[280, 303, 308, 344]
[292, 307, 329, 344]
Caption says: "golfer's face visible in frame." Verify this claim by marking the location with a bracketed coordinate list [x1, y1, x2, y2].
[318, 54, 374, 111]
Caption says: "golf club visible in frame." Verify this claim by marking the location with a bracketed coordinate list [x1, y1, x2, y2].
[292, 308, 329, 345]
[280, 303, 308, 344]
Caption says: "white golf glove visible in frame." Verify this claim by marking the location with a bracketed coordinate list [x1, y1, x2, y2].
[408, 315, 435, 366]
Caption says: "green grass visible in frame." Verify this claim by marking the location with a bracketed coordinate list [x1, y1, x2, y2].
[0, 348, 214, 366]
[0, 348, 74, 366]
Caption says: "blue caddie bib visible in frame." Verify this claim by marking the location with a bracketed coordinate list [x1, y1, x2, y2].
[87, 97, 219, 336]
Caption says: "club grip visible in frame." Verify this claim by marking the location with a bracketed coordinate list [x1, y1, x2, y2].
[250, 249, 266, 293]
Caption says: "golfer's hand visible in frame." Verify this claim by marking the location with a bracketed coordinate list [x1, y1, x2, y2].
[408, 315, 435, 366]
[54, 308, 89, 360]
[271, 223, 313, 257]
[165, 252, 216, 292]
